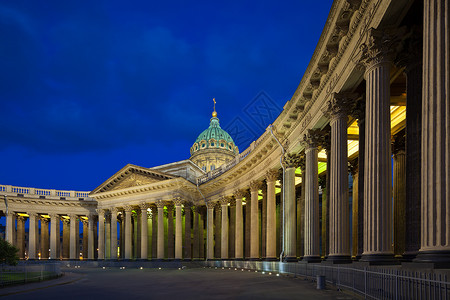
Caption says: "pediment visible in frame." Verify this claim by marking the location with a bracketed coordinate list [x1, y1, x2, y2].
[90, 164, 175, 194]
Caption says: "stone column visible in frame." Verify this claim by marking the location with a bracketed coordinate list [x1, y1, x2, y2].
[417, 0, 450, 264]
[62, 218, 69, 259]
[229, 199, 236, 259]
[302, 129, 321, 262]
[392, 134, 406, 258]
[28, 212, 37, 259]
[261, 182, 267, 259]
[245, 190, 251, 258]
[322, 133, 331, 259]
[97, 210, 105, 260]
[5, 211, 14, 244]
[220, 197, 229, 259]
[156, 201, 165, 259]
[123, 206, 133, 260]
[266, 169, 278, 260]
[88, 214, 95, 260]
[40, 217, 49, 259]
[359, 28, 399, 262]
[199, 207, 205, 259]
[49, 214, 58, 259]
[16, 215, 25, 259]
[283, 154, 300, 261]
[351, 98, 365, 260]
[174, 198, 183, 260]
[206, 201, 214, 260]
[166, 203, 174, 259]
[184, 202, 192, 260]
[105, 212, 111, 259]
[82, 219, 88, 258]
[192, 206, 199, 259]
[234, 190, 244, 260]
[249, 181, 260, 259]
[323, 92, 354, 263]
[349, 160, 359, 258]
[396, 30, 422, 261]
[299, 158, 306, 259]
[110, 208, 118, 259]
[151, 206, 157, 258]
[69, 214, 76, 259]
[214, 203, 221, 258]
[140, 203, 148, 260]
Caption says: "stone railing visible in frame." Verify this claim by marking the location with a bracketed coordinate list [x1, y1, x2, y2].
[0, 184, 93, 201]
[197, 129, 272, 185]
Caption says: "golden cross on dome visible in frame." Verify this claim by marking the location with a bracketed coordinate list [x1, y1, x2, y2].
[212, 98, 217, 117]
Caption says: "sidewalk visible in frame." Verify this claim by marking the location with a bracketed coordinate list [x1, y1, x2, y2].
[0, 272, 83, 297]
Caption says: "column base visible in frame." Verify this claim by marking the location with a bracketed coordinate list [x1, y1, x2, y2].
[283, 256, 298, 262]
[324, 255, 352, 264]
[360, 253, 399, 265]
[301, 256, 321, 263]
[414, 250, 450, 268]
[401, 251, 418, 262]
[264, 257, 278, 261]
[234, 258, 244, 261]
[248, 258, 261, 261]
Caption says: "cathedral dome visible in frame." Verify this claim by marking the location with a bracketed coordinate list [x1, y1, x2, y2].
[190, 101, 239, 172]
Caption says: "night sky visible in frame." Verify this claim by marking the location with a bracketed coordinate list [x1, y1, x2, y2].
[1, 1, 333, 191]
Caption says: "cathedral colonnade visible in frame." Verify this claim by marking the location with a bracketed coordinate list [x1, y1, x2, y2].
[1, 0, 449, 266]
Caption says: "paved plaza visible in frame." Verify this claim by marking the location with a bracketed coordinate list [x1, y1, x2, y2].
[0, 266, 358, 299]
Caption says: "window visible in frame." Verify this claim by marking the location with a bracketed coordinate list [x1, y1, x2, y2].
[201, 144, 206, 148]
[211, 142, 215, 147]
[211, 165, 215, 170]
[202, 166, 206, 171]
[221, 143, 224, 147]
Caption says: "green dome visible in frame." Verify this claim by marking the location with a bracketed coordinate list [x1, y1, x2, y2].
[191, 116, 238, 155]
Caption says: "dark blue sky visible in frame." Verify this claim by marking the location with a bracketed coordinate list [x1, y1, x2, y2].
[0, 0, 333, 191]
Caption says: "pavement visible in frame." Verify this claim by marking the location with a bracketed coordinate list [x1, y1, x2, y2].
[0, 266, 360, 299]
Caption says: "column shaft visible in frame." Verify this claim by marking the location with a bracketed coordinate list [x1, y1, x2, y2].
[141, 206, 148, 260]
[235, 195, 243, 259]
[110, 209, 118, 259]
[157, 204, 165, 259]
[266, 174, 277, 259]
[98, 212, 105, 260]
[418, 0, 450, 263]
[49, 214, 58, 259]
[175, 204, 183, 259]
[5, 212, 14, 244]
[70, 215, 77, 259]
[28, 213, 37, 259]
[221, 201, 229, 259]
[124, 208, 132, 259]
[250, 183, 259, 259]
[206, 204, 214, 260]
[284, 165, 297, 261]
[88, 216, 94, 259]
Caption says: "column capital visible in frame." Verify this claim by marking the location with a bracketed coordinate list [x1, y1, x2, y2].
[61, 217, 70, 225]
[6, 211, 15, 217]
[16, 215, 26, 221]
[229, 198, 236, 207]
[249, 180, 261, 192]
[48, 213, 59, 219]
[155, 200, 165, 209]
[219, 197, 229, 206]
[395, 26, 422, 72]
[40, 216, 49, 223]
[172, 197, 183, 206]
[266, 169, 279, 182]
[123, 205, 133, 212]
[357, 27, 404, 71]
[184, 201, 193, 208]
[298, 155, 306, 172]
[350, 96, 365, 122]
[234, 189, 246, 199]
[282, 153, 301, 169]
[28, 212, 38, 218]
[96, 209, 105, 216]
[139, 202, 149, 211]
[348, 158, 359, 176]
[302, 128, 322, 149]
[110, 207, 119, 214]
[206, 201, 215, 209]
[323, 92, 358, 121]
[392, 132, 406, 155]
[166, 203, 174, 211]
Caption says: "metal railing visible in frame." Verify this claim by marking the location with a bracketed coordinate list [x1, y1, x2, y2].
[0, 263, 61, 287]
[203, 260, 450, 300]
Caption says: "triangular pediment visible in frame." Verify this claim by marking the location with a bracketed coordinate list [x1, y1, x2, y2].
[90, 164, 175, 194]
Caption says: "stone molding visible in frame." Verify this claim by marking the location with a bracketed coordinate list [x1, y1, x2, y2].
[302, 129, 322, 149]
[323, 92, 358, 122]
[249, 180, 261, 192]
[282, 153, 301, 169]
[219, 197, 229, 206]
[265, 169, 279, 182]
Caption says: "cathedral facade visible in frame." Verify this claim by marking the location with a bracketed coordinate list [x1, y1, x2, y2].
[1, 0, 449, 269]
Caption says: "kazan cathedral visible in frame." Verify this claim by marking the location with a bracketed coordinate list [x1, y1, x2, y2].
[1, 0, 449, 292]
